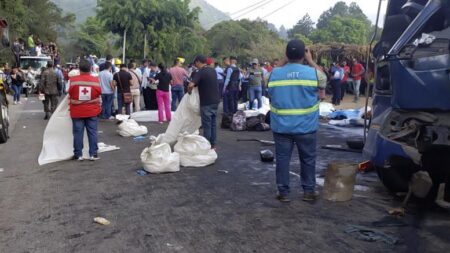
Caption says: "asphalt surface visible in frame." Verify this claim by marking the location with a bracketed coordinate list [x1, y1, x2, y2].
[0, 95, 449, 253]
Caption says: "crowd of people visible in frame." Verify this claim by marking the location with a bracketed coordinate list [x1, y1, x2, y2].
[12, 34, 61, 66]
[1, 37, 374, 202]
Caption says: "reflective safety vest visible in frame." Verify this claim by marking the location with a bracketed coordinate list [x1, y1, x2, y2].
[268, 63, 319, 134]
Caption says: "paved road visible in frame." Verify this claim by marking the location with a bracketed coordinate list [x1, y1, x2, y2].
[0, 96, 449, 253]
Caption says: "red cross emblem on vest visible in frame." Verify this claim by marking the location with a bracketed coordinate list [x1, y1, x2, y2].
[81, 87, 89, 95]
[78, 86, 92, 101]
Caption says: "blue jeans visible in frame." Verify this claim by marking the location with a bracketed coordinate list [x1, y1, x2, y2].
[171, 85, 184, 111]
[72, 117, 98, 157]
[273, 132, 317, 196]
[12, 85, 22, 102]
[201, 104, 219, 146]
[353, 79, 361, 99]
[248, 86, 262, 109]
[101, 94, 114, 119]
[223, 89, 239, 114]
[117, 92, 131, 115]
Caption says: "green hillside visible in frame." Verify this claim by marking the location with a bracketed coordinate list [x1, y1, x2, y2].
[51, 0, 230, 30]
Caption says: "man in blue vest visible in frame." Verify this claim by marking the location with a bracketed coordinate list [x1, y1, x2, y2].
[269, 39, 327, 202]
[222, 56, 241, 114]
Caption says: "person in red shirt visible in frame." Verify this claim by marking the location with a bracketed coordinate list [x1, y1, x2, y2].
[68, 59, 102, 161]
[340, 61, 350, 102]
[351, 58, 365, 102]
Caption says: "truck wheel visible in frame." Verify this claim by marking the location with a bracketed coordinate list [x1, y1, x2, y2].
[0, 99, 9, 144]
[376, 166, 410, 193]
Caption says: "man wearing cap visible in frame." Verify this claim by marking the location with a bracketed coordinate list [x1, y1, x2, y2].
[247, 58, 264, 110]
[268, 39, 327, 203]
[222, 56, 241, 114]
[187, 55, 220, 149]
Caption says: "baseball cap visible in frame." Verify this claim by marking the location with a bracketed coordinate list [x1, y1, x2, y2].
[206, 57, 214, 65]
[251, 58, 259, 65]
[286, 39, 306, 60]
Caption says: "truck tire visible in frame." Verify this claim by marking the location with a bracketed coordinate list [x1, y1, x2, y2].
[376, 166, 410, 193]
[0, 96, 9, 143]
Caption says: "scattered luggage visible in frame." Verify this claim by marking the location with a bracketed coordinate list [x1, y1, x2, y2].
[230, 111, 247, 131]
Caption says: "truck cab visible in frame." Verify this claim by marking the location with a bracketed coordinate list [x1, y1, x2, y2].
[365, 0, 450, 201]
[19, 55, 52, 95]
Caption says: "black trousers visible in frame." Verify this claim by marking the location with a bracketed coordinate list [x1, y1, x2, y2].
[143, 88, 158, 110]
[43, 94, 59, 113]
[331, 80, 341, 105]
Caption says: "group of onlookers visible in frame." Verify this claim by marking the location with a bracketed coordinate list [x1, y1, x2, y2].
[326, 58, 367, 106]
[12, 34, 60, 67]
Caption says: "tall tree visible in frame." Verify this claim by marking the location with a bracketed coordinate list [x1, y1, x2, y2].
[206, 19, 285, 62]
[312, 1, 372, 44]
[310, 16, 367, 44]
[288, 14, 315, 39]
[97, 0, 208, 63]
[278, 25, 288, 40]
[316, 1, 349, 29]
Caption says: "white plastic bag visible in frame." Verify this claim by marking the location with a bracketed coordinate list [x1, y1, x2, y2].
[162, 88, 201, 145]
[38, 96, 118, 165]
[117, 119, 148, 137]
[140, 141, 180, 174]
[174, 134, 217, 167]
[319, 102, 336, 117]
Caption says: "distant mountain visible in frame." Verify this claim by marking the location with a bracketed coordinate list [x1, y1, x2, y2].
[190, 0, 230, 30]
[51, 0, 230, 30]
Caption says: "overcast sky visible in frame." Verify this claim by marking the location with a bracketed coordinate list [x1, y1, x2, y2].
[205, 0, 388, 29]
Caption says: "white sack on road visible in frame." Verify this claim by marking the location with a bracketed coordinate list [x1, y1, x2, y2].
[240, 96, 271, 118]
[117, 119, 148, 137]
[161, 88, 201, 145]
[141, 135, 180, 173]
[174, 133, 217, 167]
[319, 102, 335, 117]
[131, 111, 177, 122]
[38, 96, 119, 166]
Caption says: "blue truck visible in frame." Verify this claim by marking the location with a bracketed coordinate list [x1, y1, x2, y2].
[365, 0, 450, 201]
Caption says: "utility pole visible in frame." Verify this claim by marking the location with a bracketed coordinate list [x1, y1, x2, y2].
[122, 29, 127, 63]
[143, 33, 147, 59]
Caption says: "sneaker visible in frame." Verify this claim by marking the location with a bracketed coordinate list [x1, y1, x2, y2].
[109, 116, 115, 120]
[303, 191, 319, 202]
[72, 156, 84, 161]
[89, 155, 100, 161]
[276, 195, 291, 203]
[13, 101, 17, 105]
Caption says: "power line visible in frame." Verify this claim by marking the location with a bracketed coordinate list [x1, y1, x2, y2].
[233, 0, 275, 20]
[230, 0, 271, 16]
[261, 0, 296, 19]
[205, 0, 274, 28]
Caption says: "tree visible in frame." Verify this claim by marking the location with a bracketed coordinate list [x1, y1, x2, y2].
[97, 0, 208, 63]
[316, 1, 349, 29]
[312, 1, 372, 45]
[310, 16, 368, 44]
[75, 17, 110, 57]
[288, 14, 315, 39]
[278, 25, 288, 40]
[206, 19, 285, 63]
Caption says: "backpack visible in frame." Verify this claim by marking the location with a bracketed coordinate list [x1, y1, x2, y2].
[230, 111, 247, 131]
[246, 114, 266, 131]
[221, 113, 233, 129]
[255, 123, 271, 131]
